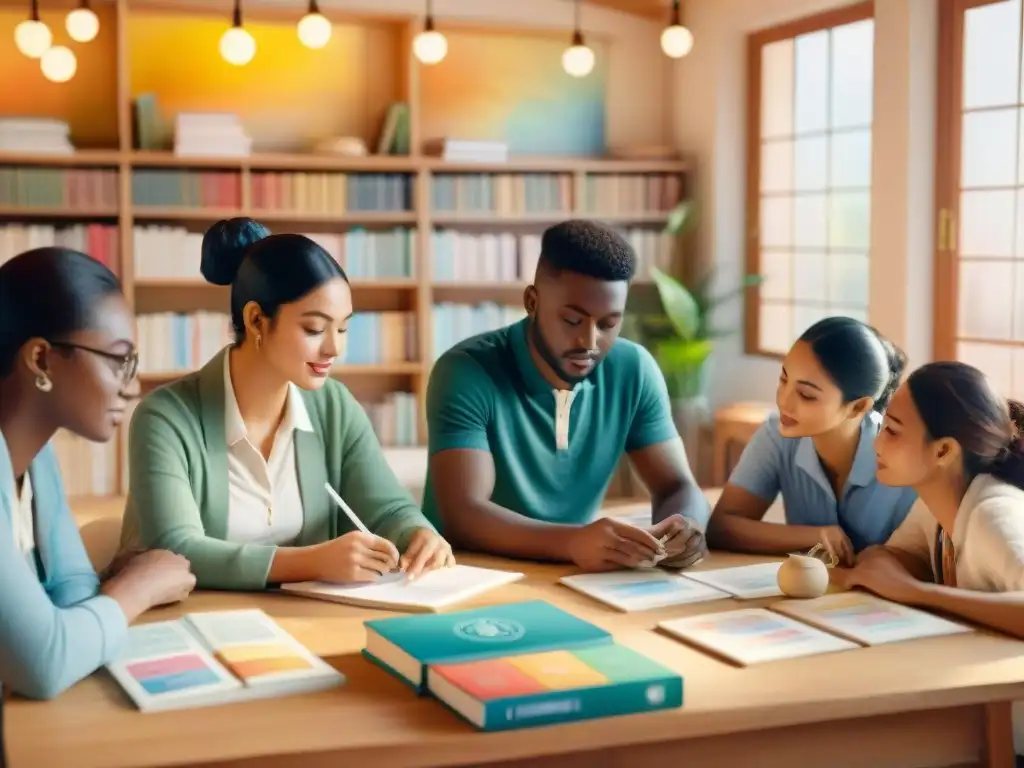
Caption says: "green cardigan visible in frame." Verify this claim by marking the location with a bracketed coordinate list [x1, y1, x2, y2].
[120, 348, 434, 591]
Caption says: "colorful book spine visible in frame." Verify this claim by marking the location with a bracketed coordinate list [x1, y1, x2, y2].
[132, 170, 243, 209]
[431, 303, 527, 360]
[431, 173, 572, 215]
[0, 167, 118, 210]
[0, 223, 119, 274]
[251, 172, 412, 213]
[581, 173, 683, 214]
[362, 392, 419, 447]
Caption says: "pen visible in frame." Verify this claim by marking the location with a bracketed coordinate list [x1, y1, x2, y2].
[324, 483, 372, 535]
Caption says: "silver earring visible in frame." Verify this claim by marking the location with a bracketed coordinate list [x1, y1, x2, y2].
[35, 374, 52, 393]
[255, 334, 263, 352]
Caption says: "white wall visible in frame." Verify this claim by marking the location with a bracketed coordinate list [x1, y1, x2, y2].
[674, 0, 939, 407]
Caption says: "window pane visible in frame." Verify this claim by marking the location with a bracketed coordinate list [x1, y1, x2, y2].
[1019, 110, 1024, 185]
[959, 190, 1016, 257]
[794, 136, 827, 191]
[962, 0, 1021, 109]
[793, 251, 827, 301]
[961, 109, 1019, 188]
[828, 252, 869, 306]
[1017, 190, 1024, 258]
[830, 130, 871, 189]
[760, 302, 794, 353]
[761, 140, 794, 192]
[1016, 263, 1024, 340]
[828, 192, 870, 249]
[762, 40, 795, 138]
[794, 195, 827, 248]
[830, 19, 874, 128]
[760, 250, 793, 300]
[958, 260, 1015, 340]
[761, 196, 793, 247]
[793, 305, 828, 338]
[1014, 348, 1024, 402]
[794, 30, 829, 135]
[957, 341, 1014, 398]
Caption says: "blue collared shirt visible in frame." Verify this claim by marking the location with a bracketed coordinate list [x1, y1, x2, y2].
[728, 411, 917, 551]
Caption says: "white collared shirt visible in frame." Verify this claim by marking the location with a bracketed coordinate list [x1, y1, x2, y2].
[12, 472, 35, 556]
[223, 354, 313, 546]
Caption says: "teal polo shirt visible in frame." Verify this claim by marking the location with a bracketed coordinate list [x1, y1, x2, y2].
[421, 318, 679, 530]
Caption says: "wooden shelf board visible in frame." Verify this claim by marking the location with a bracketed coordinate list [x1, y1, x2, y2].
[129, 151, 419, 172]
[134, 278, 419, 290]
[250, 210, 417, 225]
[0, 150, 122, 167]
[422, 157, 692, 174]
[0, 206, 119, 218]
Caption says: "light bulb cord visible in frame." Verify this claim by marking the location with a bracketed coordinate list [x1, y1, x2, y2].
[670, 0, 682, 27]
[232, 0, 243, 29]
[308, 0, 320, 13]
[423, 0, 435, 30]
[572, 0, 584, 46]
[29, 0, 39, 22]
[78, 0, 91, 9]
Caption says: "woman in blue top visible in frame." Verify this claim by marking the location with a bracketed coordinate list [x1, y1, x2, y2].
[706, 317, 917, 565]
[0, 247, 195, 701]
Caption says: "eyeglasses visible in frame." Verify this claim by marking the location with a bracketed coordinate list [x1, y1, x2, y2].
[49, 342, 139, 385]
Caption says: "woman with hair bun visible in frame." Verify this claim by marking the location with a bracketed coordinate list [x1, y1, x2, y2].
[120, 218, 453, 591]
[707, 316, 917, 565]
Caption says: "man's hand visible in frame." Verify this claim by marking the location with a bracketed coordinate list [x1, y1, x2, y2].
[566, 518, 665, 572]
[653, 515, 707, 569]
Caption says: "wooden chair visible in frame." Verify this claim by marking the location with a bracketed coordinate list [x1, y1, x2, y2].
[711, 402, 775, 487]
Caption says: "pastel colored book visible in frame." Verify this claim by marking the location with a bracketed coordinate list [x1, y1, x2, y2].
[682, 562, 784, 599]
[106, 609, 344, 712]
[770, 592, 974, 646]
[363, 600, 612, 692]
[280, 564, 524, 613]
[658, 608, 858, 666]
[559, 570, 729, 612]
[427, 643, 683, 731]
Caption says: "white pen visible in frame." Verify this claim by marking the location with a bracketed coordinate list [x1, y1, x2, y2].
[324, 482, 371, 535]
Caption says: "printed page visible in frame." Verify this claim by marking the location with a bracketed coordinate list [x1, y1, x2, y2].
[659, 608, 858, 665]
[771, 592, 973, 645]
[560, 571, 729, 612]
[184, 609, 336, 687]
[682, 562, 784, 599]
[107, 620, 240, 709]
[282, 565, 524, 611]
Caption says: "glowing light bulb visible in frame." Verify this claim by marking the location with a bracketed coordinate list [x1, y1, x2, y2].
[14, 19, 51, 59]
[562, 43, 594, 77]
[413, 29, 447, 65]
[297, 11, 331, 48]
[40, 45, 77, 82]
[220, 25, 256, 66]
[660, 24, 693, 58]
[66, 6, 100, 43]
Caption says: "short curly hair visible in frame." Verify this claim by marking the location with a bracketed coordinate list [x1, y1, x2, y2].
[537, 220, 636, 282]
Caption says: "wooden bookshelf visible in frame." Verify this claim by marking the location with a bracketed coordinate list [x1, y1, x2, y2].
[0, 0, 691, 501]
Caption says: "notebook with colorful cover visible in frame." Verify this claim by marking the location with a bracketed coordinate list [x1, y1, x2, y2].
[770, 592, 974, 646]
[363, 600, 612, 692]
[107, 609, 344, 712]
[682, 562, 784, 599]
[427, 643, 683, 731]
[560, 570, 730, 612]
[658, 608, 858, 666]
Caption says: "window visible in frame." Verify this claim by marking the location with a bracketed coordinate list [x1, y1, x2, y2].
[745, 3, 876, 356]
[935, 0, 1024, 401]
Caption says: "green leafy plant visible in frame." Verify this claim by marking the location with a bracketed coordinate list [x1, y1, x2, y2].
[635, 202, 762, 400]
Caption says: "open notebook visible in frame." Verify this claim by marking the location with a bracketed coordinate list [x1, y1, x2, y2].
[106, 609, 344, 712]
[280, 564, 524, 613]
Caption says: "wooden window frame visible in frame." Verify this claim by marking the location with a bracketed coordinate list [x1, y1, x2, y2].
[743, 1, 876, 359]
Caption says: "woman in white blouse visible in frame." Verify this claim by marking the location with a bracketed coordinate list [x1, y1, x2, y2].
[834, 361, 1024, 636]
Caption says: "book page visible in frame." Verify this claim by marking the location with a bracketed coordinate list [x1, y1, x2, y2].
[659, 608, 858, 665]
[560, 571, 729, 612]
[107, 620, 240, 708]
[282, 565, 524, 611]
[184, 609, 336, 687]
[771, 592, 973, 645]
[682, 562, 783, 599]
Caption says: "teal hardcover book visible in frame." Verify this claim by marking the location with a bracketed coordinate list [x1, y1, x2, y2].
[427, 643, 683, 731]
[363, 600, 611, 691]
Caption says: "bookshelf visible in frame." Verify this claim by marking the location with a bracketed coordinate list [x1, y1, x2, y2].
[0, 0, 691, 500]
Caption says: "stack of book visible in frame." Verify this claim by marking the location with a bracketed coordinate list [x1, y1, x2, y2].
[174, 112, 252, 158]
[0, 118, 74, 155]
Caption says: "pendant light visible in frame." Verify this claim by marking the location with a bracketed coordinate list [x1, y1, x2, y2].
[14, 0, 52, 59]
[562, 0, 594, 78]
[65, 0, 99, 44]
[413, 0, 447, 65]
[220, 0, 255, 66]
[297, 0, 331, 49]
[660, 0, 693, 59]
[41, 44, 76, 82]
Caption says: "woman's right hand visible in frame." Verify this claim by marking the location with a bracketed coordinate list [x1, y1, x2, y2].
[312, 532, 400, 583]
[102, 550, 196, 620]
[817, 525, 855, 567]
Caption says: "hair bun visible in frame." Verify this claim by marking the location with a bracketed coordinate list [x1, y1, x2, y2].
[873, 333, 908, 412]
[200, 217, 271, 286]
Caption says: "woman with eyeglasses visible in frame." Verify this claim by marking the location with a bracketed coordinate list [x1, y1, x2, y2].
[0, 247, 196, 702]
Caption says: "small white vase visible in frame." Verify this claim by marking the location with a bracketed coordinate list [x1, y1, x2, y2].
[777, 553, 830, 599]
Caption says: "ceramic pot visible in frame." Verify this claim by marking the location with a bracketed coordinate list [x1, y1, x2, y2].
[776, 553, 830, 599]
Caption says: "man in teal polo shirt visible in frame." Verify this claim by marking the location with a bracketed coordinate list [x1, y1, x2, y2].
[422, 220, 710, 572]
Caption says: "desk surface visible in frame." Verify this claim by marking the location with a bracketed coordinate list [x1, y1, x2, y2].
[8, 541, 1024, 768]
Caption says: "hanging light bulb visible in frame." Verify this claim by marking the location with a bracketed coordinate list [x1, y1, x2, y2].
[562, 2, 593, 78]
[14, 0, 52, 59]
[297, 0, 331, 49]
[40, 45, 77, 82]
[660, 0, 693, 59]
[413, 0, 447, 65]
[220, 0, 255, 65]
[66, 0, 99, 43]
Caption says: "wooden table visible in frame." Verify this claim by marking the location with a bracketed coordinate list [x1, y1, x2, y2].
[8, 548, 1024, 768]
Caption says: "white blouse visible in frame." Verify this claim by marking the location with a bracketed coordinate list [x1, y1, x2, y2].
[12, 471, 35, 556]
[223, 354, 313, 546]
